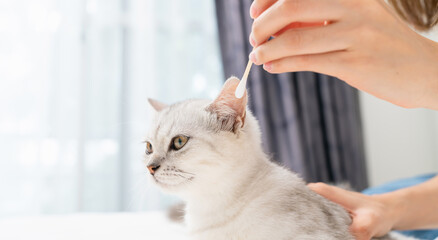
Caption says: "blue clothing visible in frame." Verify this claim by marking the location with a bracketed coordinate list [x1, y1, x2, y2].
[362, 173, 438, 240]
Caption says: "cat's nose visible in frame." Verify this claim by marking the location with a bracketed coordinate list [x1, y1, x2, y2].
[147, 164, 160, 175]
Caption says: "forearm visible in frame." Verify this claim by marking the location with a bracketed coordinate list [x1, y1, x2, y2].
[420, 38, 438, 111]
[378, 175, 438, 230]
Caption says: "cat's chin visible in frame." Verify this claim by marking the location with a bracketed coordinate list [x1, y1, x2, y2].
[153, 177, 192, 193]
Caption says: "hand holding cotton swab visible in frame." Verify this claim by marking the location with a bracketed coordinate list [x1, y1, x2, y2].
[235, 59, 253, 98]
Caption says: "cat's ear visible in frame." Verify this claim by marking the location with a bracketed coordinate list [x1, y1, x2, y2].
[148, 98, 168, 112]
[206, 76, 248, 133]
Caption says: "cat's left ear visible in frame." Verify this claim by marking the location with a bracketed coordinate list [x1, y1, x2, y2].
[206, 76, 248, 133]
[148, 98, 168, 112]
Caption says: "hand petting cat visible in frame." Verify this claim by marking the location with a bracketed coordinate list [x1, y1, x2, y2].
[309, 177, 438, 240]
[308, 183, 402, 240]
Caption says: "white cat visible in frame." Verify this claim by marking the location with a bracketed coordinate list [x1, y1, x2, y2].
[144, 77, 416, 240]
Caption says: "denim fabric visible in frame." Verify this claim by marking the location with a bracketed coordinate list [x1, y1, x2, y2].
[362, 174, 438, 240]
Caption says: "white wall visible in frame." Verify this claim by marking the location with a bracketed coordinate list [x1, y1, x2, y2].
[360, 94, 438, 186]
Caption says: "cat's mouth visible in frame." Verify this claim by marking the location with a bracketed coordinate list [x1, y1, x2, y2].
[153, 176, 195, 189]
[152, 168, 195, 188]
[154, 176, 194, 188]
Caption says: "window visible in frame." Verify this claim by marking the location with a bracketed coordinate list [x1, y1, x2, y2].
[0, 0, 223, 216]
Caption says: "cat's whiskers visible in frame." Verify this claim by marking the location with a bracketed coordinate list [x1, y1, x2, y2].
[154, 167, 195, 187]
[164, 166, 195, 177]
[174, 169, 195, 176]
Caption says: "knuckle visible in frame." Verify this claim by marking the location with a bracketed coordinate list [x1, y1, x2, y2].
[274, 61, 285, 72]
[280, 0, 302, 14]
[352, 223, 372, 237]
[269, 61, 285, 73]
[295, 54, 311, 68]
[369, 210, 381, 221]
[286, 31, 304, 48]
[346, 52, 369, 67]
[255, 47, 267, 63]
[251, 20, 262, 42]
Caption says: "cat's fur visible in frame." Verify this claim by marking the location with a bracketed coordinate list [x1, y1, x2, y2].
[145, 77, 416, 240]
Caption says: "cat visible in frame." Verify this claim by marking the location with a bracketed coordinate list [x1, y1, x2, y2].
[144, 77, 416, 240]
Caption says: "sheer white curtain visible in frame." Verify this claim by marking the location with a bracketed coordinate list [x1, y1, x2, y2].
[0, 0, 223, 217]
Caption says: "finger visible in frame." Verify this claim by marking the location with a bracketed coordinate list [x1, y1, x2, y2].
[262, 51, 347, 79]
[273, 21, 329, 37]
[307, 183, 365, 211]
[251, 0, 343, 46]
[250, 0, 277, 19]
[350, 220, 373, 240]
[353, 231, 372, 240]
[251, 23, 349, 65]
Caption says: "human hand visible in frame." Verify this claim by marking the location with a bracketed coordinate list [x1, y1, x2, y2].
[249, 0, 438, 110]
[308, 183, 405, 240]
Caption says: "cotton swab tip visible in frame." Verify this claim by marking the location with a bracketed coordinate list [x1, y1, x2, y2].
[235, 60, 253, 98]
[235, 80, 246, 98]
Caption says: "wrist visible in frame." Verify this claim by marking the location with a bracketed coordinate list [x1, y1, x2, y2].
[372, 190, 409, 230]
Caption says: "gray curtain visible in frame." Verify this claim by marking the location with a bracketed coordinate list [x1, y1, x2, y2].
[215, 0, 368, 190]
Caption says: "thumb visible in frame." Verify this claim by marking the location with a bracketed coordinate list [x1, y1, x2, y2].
[308, 182, 364, 211]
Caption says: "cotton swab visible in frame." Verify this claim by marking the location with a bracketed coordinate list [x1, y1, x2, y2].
[235, 21, 328, 99]
[235, 59, 253, 98]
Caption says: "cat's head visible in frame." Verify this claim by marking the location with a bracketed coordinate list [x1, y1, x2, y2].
[144, 77, 262, 196]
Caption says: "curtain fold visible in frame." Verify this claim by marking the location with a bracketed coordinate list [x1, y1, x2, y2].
[215, 0, 368, 190]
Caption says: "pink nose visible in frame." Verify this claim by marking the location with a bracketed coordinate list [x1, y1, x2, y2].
[147, 164, 160, 175]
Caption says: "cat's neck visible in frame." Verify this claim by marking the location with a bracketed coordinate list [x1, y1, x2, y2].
[184, 153, 272, 232]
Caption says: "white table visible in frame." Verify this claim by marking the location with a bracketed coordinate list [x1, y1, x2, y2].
[0, 211, 188, 240]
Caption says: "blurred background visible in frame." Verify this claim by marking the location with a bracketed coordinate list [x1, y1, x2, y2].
[0, 0, 223, 218]
[0, 0, 437, 239]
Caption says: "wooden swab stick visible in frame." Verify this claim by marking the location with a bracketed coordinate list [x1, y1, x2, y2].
[235, 59, 253, 98]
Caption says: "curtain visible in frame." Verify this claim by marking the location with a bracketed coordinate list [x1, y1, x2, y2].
[0, 0, 223, 217]
[215, 0, 368, 190]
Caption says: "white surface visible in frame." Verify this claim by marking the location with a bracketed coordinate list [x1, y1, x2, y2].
[360, 93, 438, 186]
[0, 212, 187, 240]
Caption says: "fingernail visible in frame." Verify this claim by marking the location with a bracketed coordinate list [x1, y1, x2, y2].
[263, 62, 272, 72]
[249, 34, 257, 47]
[249, 52, 257, 64]
[250, 7, 258, 19]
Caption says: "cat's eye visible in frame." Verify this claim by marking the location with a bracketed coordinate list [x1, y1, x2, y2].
[171, 135, 189, 151]
[146, 142, 153, 155]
